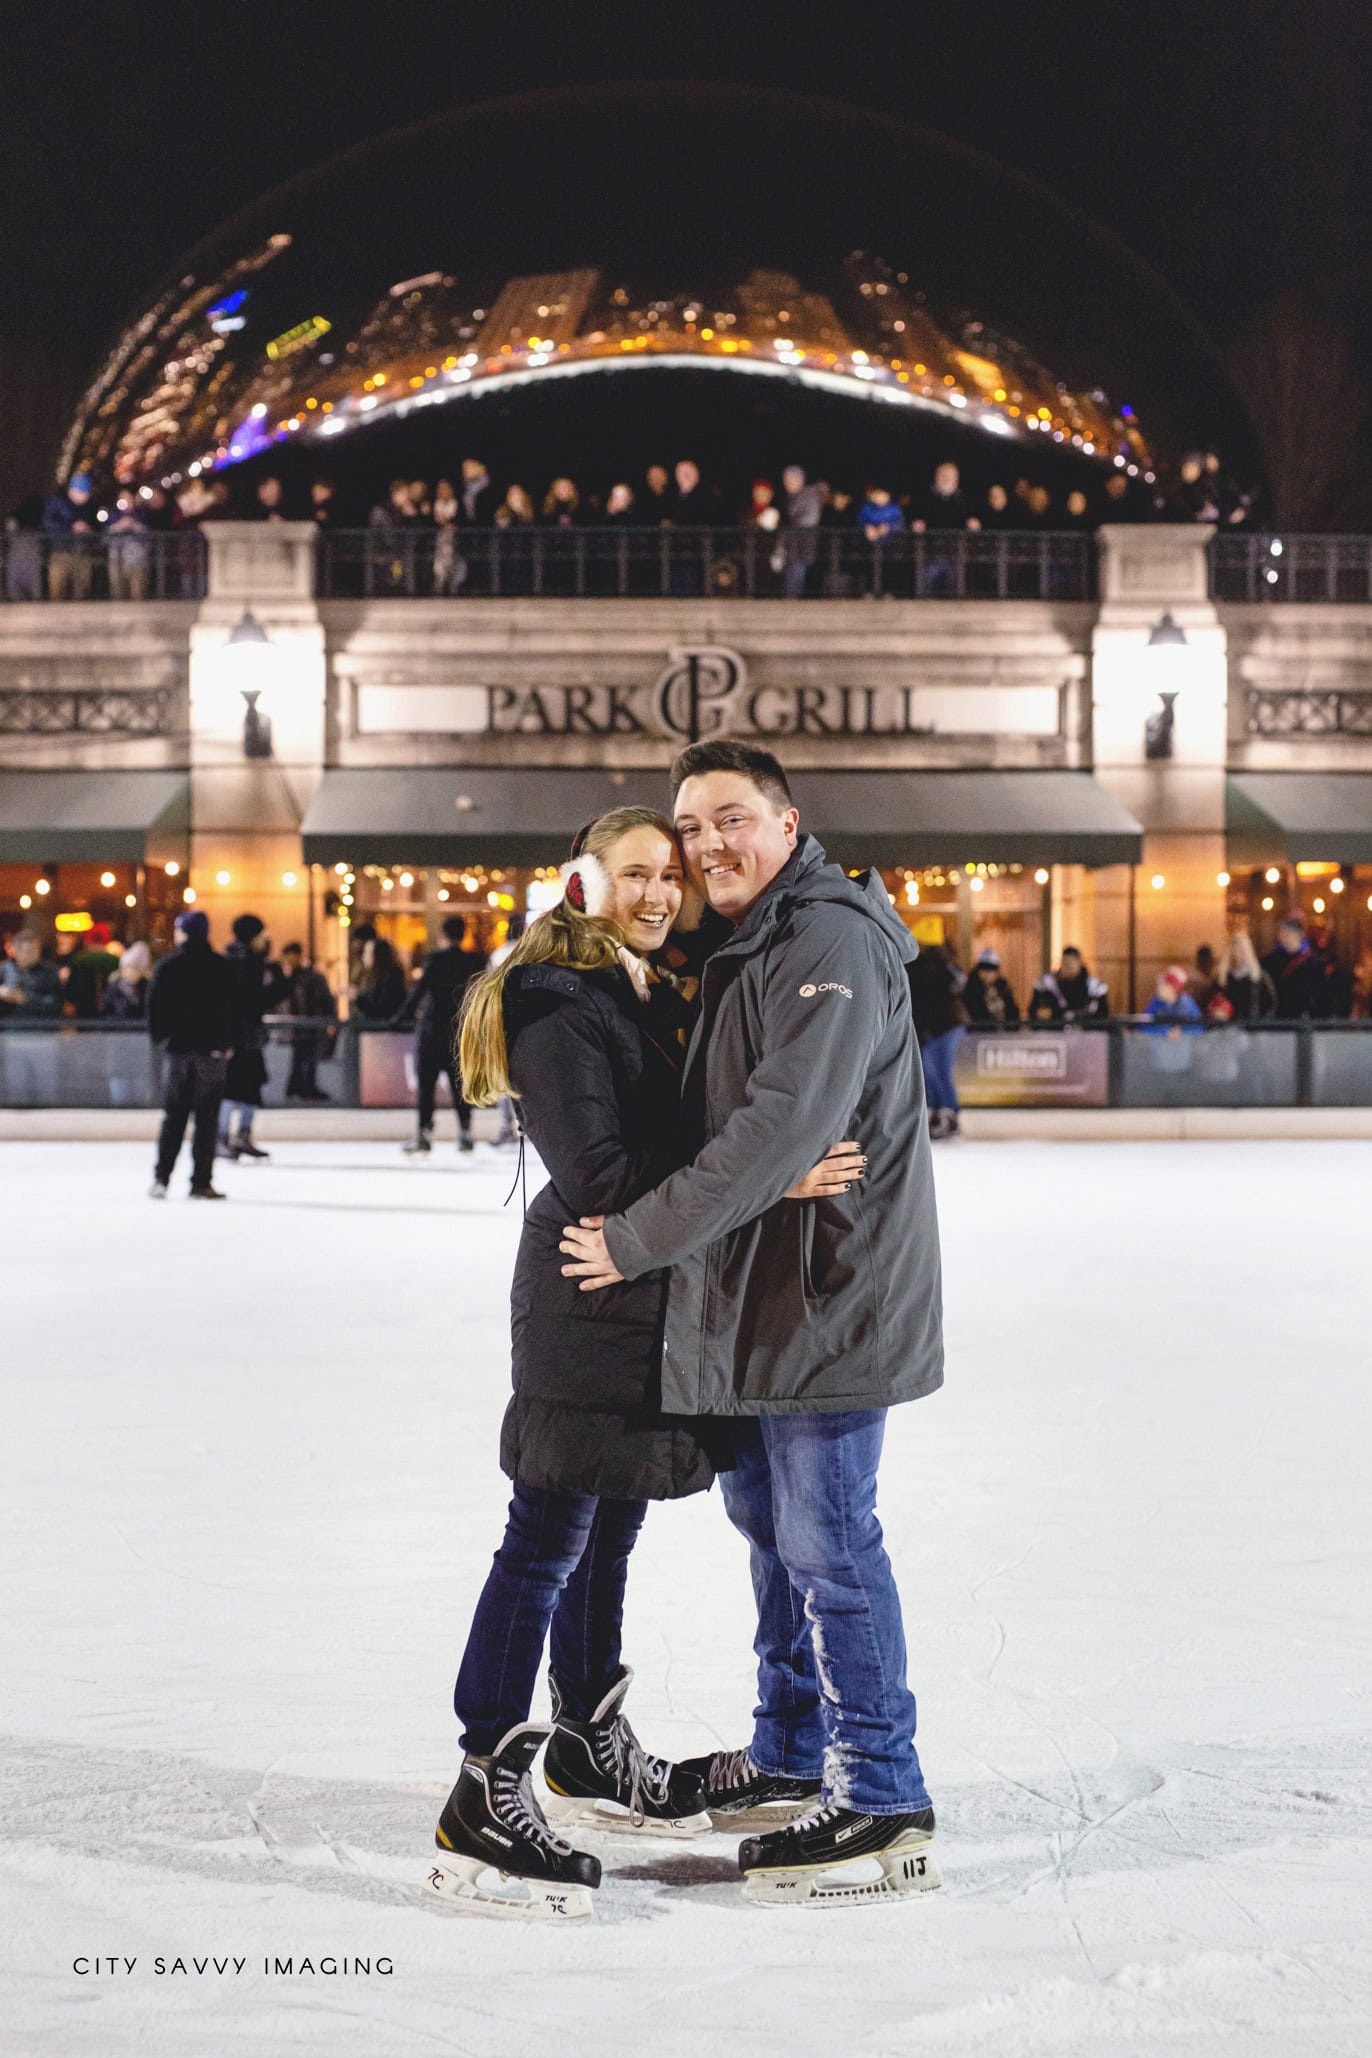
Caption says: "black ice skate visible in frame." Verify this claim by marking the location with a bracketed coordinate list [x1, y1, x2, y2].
[542, 1666, 711, 1839]
[738, 1803, 941, 1907]
[426, 1722, 601, 1921]
[676, 1746, 823, 1830]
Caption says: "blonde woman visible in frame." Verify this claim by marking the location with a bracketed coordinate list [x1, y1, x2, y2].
[1217, 930, 1276, 1021]
[427, 806, 861, 1919]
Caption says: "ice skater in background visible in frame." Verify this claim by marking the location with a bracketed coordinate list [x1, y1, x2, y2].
[426, 806, 859, 1920]
[398, 914, 486, 1156]
[562, 740, 945, 1908]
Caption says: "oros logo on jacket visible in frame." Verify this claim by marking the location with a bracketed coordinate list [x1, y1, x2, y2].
[798, 981, 854, 1000]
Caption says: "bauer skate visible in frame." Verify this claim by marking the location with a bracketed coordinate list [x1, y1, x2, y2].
[739, 1803, 941, 1907]
[426, 1723, 600, 1920]
[542, 1666, 711, 1839]
[677, 1745, 823, 1831]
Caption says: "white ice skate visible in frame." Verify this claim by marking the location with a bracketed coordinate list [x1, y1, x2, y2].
[425, 1852, 595, 1922]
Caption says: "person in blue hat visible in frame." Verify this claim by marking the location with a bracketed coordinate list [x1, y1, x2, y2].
[41, 472, 99, 599]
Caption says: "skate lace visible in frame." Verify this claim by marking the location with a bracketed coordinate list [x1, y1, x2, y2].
[709, 1747, 757, 1794]
[784, 1802, 843, 1835]
[596, 1717, 672, 1827]
[492, 1764, 574, 1856]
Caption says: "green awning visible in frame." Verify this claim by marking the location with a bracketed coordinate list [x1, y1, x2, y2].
[301, 768, 1142, 869]
[0, 771, 190, 863]
[1227, 774, 1372, 866]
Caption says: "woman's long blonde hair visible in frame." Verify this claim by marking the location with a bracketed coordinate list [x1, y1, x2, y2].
[458, 805, 679, 1105]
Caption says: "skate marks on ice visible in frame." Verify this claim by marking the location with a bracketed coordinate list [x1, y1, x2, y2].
[6, 1725, 1367, 1924]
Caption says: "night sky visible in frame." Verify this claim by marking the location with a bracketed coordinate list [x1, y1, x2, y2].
[2, 0, 1368, 515]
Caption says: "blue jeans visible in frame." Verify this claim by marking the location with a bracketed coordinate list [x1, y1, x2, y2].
[719, 1411, 930, 1815]
[453, 1485, 647, 1754]
[920, 1024, 965, 1113]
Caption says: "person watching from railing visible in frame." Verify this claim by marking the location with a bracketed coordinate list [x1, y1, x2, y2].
[912, 462, 977, 536]
[42, 472, 97, 599]
[0, 930, 62, 1017]
[1214, 932, 1276, 1022]
[779, 464, 823, 599]
[309, 479, 337, 529]
[100, 941, 152, 1021]
[106, 490, 151, 600]
[62, 923, 121, 1018]
[252, 474, 288, 522]
[908, 937, 969, 1140]
[601, 482, 637, 527]
[4, 491, 45, 601]
[980, 483, 1015, 531]
[1028, 947, 1109, 1026]
[432, 477, 463, 594]
[351, 935, 407, 1023]
[963, 949, 1020, 1026]
[1141, 965, 1204, 1036]
[458, 458, 497, 527]
[540, 477, 583, 526]
[671, 459, 711, 525]
[1261, 916, 1332, 1020]
[642, 463, 674, 524]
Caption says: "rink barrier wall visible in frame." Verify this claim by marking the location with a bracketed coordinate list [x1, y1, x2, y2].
[3, 1019, 1372, 1113]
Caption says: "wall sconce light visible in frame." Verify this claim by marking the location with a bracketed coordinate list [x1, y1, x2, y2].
[1144, 611, 1187, 760]
[226, 610, 273, 758]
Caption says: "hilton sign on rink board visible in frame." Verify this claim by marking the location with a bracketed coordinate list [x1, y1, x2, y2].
[954, 1031, 1110, 1108]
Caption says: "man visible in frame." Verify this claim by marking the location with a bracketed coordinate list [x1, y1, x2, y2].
[62, 922, 121, 1018]
[779, 464, 823, 600]
[1262, 916, 1330, 1020]
[963, 948, 1020, 1025]
[0, 930, 62, 1017]
[913, 462, 977, 596]
[147, 910, 235, 1199]
[399, 914, 486, 1155]
[218, 915, 281, 1160]
[561, 739, 943, 1905]
[278, 942, 336, 1102]
[42, 472, 98, 600]
[1027, 946, 1109, 1026]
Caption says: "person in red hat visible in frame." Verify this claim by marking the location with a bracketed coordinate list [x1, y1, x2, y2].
[61, 922, 122, 1018]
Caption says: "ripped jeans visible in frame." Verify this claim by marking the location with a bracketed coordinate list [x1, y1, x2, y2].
[719, 1410, 930, 1815]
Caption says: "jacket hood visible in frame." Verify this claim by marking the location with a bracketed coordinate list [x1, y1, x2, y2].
[730, 834, 919, 966]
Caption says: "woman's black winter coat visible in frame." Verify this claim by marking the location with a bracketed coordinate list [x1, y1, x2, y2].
[499, 961, 722, 1501]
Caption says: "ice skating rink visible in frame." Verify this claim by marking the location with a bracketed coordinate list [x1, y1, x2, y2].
[2, 1135, 1369, 2058]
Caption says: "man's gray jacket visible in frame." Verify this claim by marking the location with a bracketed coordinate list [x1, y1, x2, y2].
[601, 835, 944, 1415]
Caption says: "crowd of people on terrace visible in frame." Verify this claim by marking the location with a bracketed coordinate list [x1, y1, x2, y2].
[3, 445, 1257, 600]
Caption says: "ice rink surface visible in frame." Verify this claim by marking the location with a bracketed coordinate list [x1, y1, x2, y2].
[2, 1134, 1369, 2058]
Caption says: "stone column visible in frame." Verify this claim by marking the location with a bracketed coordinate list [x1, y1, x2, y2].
[188, 523, 326, 954]
[1091, 525, 1229, 1007]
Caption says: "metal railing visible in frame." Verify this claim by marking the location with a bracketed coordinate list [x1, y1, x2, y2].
[1211, 533, 1372, 603]
[317, 526, 1096, 602]
[0, 530, 207, 602]
[5, 1016, 1372, 1111]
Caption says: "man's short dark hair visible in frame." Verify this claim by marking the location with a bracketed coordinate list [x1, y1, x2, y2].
[669, 738, 794, 811]
[442, 914, 468, 944]
[282, 941, 303, 956]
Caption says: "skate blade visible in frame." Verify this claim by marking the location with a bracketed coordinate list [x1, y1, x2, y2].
[742, 1839, 942, 1908]
[543, 1790, 713, 1840]
[424, 1859, 594, 1921]
[708, 1799, 818, 1833]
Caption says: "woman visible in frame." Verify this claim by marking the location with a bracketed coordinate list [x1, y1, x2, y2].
[100, 940, 151, 1020]
[1216, 930, 1276, 1021]
[351, 935, 406, 1022]
[427, 806, 860, 1919]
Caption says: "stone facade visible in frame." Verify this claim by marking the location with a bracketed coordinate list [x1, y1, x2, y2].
[3, 523, 1369, 1008]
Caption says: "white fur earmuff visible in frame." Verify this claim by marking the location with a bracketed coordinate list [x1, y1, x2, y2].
[558, 851, 612, 918]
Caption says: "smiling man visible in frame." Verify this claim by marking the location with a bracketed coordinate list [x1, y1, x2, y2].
[560, 738, 945, 1906]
